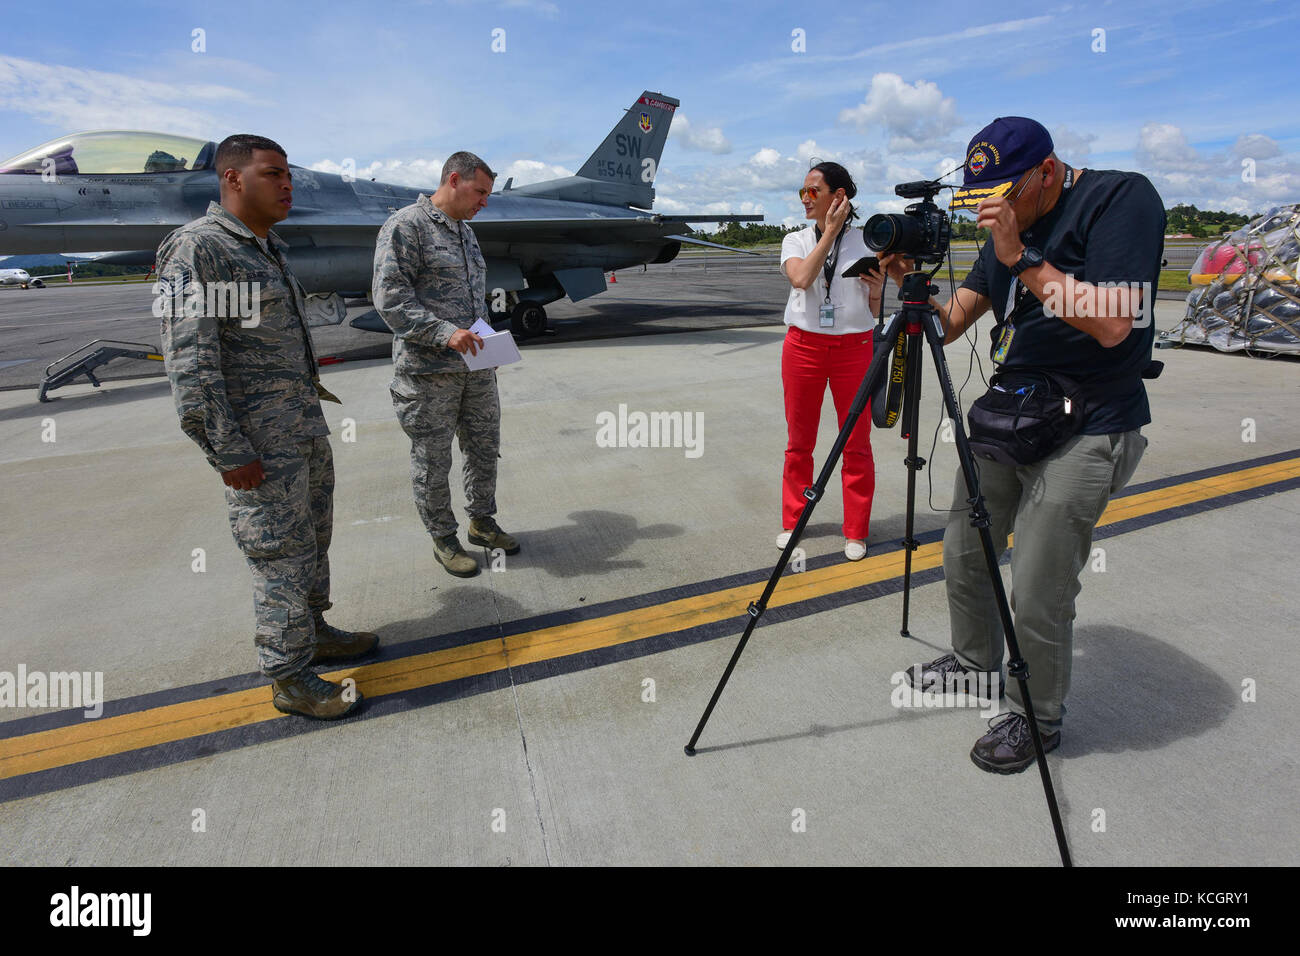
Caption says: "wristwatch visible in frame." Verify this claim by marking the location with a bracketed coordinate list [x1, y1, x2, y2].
[1010, 246, 1044, 277]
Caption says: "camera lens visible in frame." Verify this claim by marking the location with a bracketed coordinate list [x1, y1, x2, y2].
[864, 213, 922, 255]
[864, 207, 950, 262]
[863, 214, 904, 254]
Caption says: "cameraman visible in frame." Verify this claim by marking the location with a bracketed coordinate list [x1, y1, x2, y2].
[779, 161, 884, 561]
[882, 117, 1164, 774]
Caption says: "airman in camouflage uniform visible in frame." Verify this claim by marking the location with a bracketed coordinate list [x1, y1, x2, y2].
[372, 151, 519, 577]
[157, 134, 377, 719]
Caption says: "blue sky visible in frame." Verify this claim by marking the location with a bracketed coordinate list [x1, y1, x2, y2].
[2, 0, 1296, 227]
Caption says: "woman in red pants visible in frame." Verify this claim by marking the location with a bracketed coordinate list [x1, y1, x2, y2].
[779, 161, 883, 560]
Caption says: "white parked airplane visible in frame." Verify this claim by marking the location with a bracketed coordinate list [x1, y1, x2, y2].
[0, 268, 46, 288]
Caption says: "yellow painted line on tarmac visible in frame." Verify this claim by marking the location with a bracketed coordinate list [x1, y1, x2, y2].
[2, 456, 1296, 782]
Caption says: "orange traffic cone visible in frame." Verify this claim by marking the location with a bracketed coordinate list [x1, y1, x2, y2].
[609, 273, 617, 283]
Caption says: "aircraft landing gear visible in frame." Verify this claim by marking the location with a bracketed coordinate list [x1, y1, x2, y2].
[510, 301, 549, 338]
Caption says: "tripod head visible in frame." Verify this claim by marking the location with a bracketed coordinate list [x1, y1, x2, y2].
[899, 270, 939, 308]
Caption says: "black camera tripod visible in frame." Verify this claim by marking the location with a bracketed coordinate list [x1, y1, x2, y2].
[683, 269, 1072, 867]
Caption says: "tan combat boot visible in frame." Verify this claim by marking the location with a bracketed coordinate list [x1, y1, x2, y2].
[433, 533, 480, 577]
[271, 670, 362, 719]
[467, 516, 520, 554]
[311, 618, 380, 663]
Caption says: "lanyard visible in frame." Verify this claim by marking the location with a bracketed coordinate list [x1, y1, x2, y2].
[1003, 279, 1031, 325]
[818, 224, 847, 303]
[1002, 166, 1076, 319]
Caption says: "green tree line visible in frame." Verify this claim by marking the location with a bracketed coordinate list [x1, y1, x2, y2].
[25, 263, 152, 279]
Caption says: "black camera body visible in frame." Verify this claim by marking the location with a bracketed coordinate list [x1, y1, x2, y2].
[863, 179, 951, 264]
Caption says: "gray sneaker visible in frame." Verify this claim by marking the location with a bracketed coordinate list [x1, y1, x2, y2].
[970, 713, 1061, 774]
[904, 654, 1004, 706]
[433, 533, 480, 577]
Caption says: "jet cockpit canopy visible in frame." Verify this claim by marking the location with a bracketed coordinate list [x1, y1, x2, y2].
[0, 131, 216, 176]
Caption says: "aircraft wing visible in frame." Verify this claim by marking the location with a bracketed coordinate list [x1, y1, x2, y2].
[467, 214, 763, 243]
[670, 235, 760, 255]
[470, 216, 659, 235]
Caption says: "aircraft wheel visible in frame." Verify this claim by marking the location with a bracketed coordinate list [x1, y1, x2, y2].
[510, 302, 548, 338]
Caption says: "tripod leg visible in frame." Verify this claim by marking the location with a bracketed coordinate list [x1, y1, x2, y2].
[685, 314, 906, 755]
[898, 326, 926, 638]
[916, 306, 1073, 867]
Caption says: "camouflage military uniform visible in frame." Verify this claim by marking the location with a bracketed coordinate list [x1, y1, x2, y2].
[157, 200, 335, 680]
[372, 194, 500, 539]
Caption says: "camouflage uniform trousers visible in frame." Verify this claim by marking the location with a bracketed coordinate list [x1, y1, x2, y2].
[390, 368, 500, 539]
[224, 435, 334, 679]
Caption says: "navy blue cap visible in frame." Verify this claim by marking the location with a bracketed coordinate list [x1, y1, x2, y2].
[950, 117, 1054, 210]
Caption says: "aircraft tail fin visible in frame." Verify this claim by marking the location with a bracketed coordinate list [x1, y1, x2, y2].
[512, 91, 678, 208]
[574, 91, 678, 203]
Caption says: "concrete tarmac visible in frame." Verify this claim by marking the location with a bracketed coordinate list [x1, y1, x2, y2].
[0, 290, 1296, 866]
[0, 258, 797, 391]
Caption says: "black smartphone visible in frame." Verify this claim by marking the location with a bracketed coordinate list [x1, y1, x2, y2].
[841, 255, 880, 278]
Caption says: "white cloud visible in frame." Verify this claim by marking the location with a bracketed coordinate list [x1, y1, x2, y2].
[671, 115, 732, 154]
[656, 142, 911, 230]
[838, 73, 962, 152]
[1231, 134, 1282, 162]
[933, 157, 962, 185]
[652, 196, 691, 214]
[310, 155, 572, 191]
[884, 162, 924, 184]
[696, 200, 764, 216]
[1130, 123, 1300, 211]
[0, 54, 253, 137]
[871, 198, 910, 215]
[1050, 126, 1098, 167]
[1136, 123, 1198, 170]
[499, 158, 574, 186]
[729, 15, 1053, 89]
[311, 157, 442, 189]
[795, 139, 821, 163]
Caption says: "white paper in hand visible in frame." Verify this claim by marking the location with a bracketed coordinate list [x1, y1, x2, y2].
[461, 322, 521, 370]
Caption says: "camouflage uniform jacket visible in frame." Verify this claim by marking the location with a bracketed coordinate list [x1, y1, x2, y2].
[156, 201, 328, 472]
[372, 193, 489, 376]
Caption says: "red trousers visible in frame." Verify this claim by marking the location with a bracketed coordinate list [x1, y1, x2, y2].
[781, 326, 876, 539]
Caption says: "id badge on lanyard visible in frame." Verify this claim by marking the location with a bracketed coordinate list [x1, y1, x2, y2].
[994, 167, 1071, 363]
[992, 280, 1019, 363]
[819, 226, 846, 328]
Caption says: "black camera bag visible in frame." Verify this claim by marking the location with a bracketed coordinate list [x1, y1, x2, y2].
[966, 367, 1086, 466]
[967, 357, 1163, 467]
